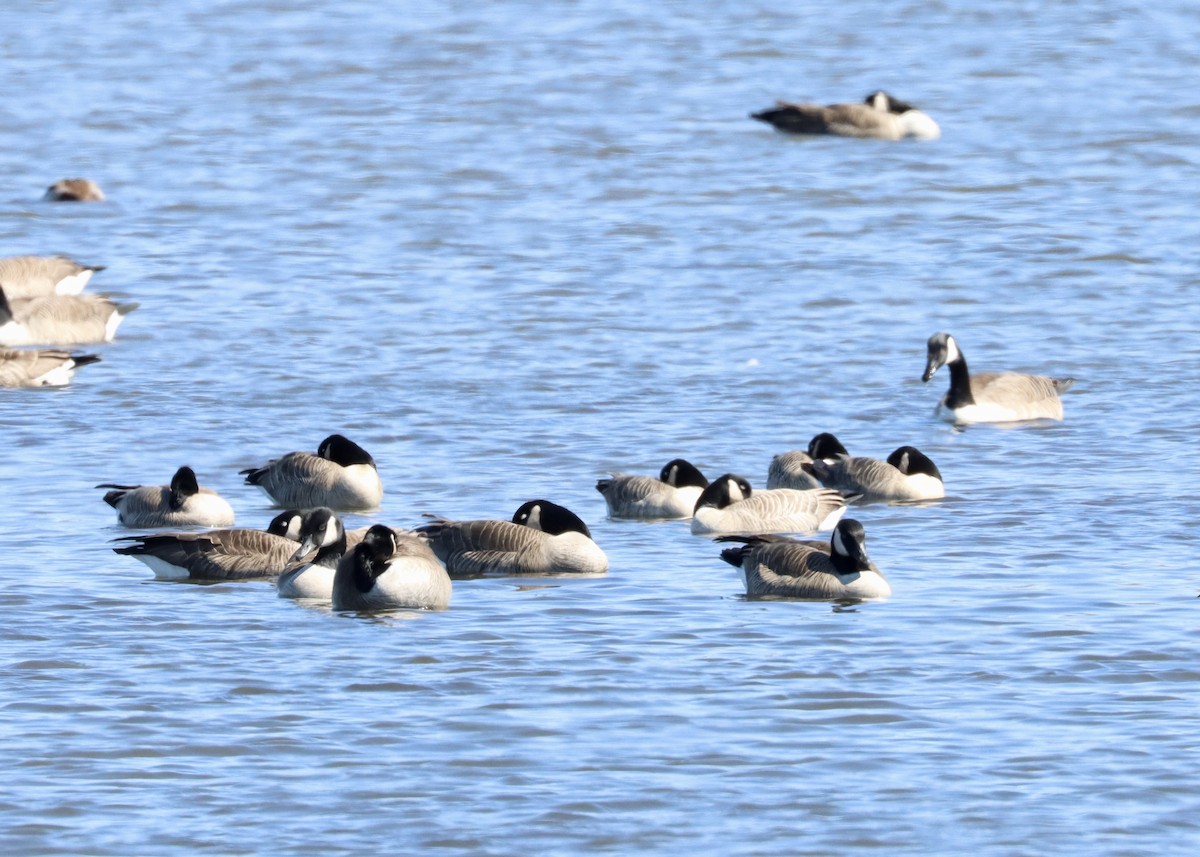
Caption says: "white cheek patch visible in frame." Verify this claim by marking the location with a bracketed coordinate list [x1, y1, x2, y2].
[726, 479, 747, 503]
[897, 452, 911, 473]
[322, 517, 338, 546]
[945, 337, 960, 364]
[832, 528, 848, 558]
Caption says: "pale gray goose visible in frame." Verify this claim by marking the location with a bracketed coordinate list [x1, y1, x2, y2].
[0, 255, 104, 299]
[97, 466, 235, 528]
[111, 510, 304, 581]
[240, 433, 383, 511]
[691, 473, 849, 536]
[595, 458, 709, 519]
[718, 519, 890, 600]
[332, 524, 451, 611]
[417, 500, 607, 578]
[922, 332, 1075, 424]
[0, 348, 100, 387]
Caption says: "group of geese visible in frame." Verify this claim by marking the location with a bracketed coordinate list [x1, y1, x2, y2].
[102, 333, 1072, 611]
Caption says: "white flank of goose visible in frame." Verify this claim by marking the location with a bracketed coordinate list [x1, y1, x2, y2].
[922, 332, 1075, 424]
[240, 433, 383, 512]
[595, 457, 709, 519]
[417, 499, 607, 578]
[276, 508, 347, 599]
[690, 473, 849, 536]
[111, 509, 306, 581]
[0, 287, 137, 346]
[751, 90, 940, 140]
[0, 255, 105, 299]
[718, 519, 890, 600]
[332, 524, 452, 612]
[97, 466, 236, 528]
[0, 348, 100, 387]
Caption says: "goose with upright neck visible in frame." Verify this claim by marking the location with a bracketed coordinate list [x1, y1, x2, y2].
[276, 508, 348, 599]
[922, 332, 1074, 424]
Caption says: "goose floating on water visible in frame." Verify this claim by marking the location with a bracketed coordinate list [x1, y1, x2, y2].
[0, 255, 104, 300]
[809, 440, 945, 502]
[44, 178, 105, 202]
[240, 433, 383, 512]
[718, 519, 890, 600]
[595, 458, 709, 519]
[0, 288, 136, 347]
[690, 473, 849, 536]
[766, 433, 850, 491]
[0, 348, 100, 387]
[332, 524, 452, 612]
[922, 332, 1075, 424]
[97, 466, 236, 529]
[276, 507, 348, 599]
[751, 90, 940, 140]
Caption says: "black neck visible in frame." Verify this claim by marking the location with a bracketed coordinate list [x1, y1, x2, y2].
[944, 356, 975, 408]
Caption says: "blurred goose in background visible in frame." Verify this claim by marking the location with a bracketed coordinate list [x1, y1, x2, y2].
[766, 433, 850, 490]
[97, 466, 236, 528]
[417, 499, 608, 578]
[690, 473, 849, 536]
[751, 90, 940, 140]
[810, 445, 945, 502]
[332, 524, 452, 612]
[718, 519, 890, 600]
[0, 348, 100, 387]
[0, 255, 104, 299]
[596, 458, 709, 519]
[111, 509, 305, 581]
[240, 433, 383, 511]
[0, 288, 137, 346]
[922, 332, 1075, 424]
[44, 178, 105, 201]
[276, 507, 347, 599]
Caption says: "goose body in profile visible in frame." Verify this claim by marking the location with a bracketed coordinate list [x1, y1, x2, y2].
[810, 445, 945, 502]
[751, 90, 940, 140]
[0, 348, 100, 387]
[276, 508, 348, 599]
[240, 433, 383, 511]
[690, 473, 849, 536]
[0, 288, 137, 346]
[0, 255, 104, 299]
[332, 525, 451, 612]
[718, 519, 890, 600]
[922, 332, 1074, 424]
[766, 433, 850, 490]
[417, 500, 608, 578]
[595, 458, 709, 519]
[111, 510, 305, 581]
[97, 466, 236, 528]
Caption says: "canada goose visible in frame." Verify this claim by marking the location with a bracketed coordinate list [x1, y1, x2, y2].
[416, 499, 608, 578]
[751, 90, 940, 140]
[718, 519, 890, 600]
[0, 288, 137, 346]
[44, 178, 105, 202]
[0, 348, 100, 387]
[922, 332, 1075, 424]
[811, 445, 944, 502]
[595, 458, 709, 519]
[332, 524, 452, 611]
[766, 433, 851, 490]
[690, 474, 849, 536]
[111, 509, 305, 581]
[97, 466, 236, 528]
[276, 508, 347, 599]
[240, 433, 383, 511]
[0, 255, 104, 299]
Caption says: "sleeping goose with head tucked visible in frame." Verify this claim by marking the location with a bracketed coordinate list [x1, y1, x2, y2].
[0, 255, 105, 299]
[718, 519, 890, 600]
[766, 433, 850, 490]
[240, 433, 383, 512]
[0, 348, 100, 387]
[332, 524, 451, 612]
[751, 90, 940, 140]
[0, 287, 137, 346]
[417, 499, 607, 578]
[97, 466, 236, 528]
[922, 332, 1074, 424]
[596, 458, 709, 519]
[111, 509, 304, 581]
[690, 473, 849, 536]
[810, 445, 945, 503]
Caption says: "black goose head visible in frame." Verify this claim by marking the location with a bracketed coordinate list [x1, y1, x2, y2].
[863, 90, 918, 114]
[267, 509, 305, 540]
[807, 433, 849, 460]
[290, 507, 347, 566]
[168, 466, 200, 510]
[659, 458, 709, 489]
[512, 500, 592, 538]
[922, 332, 961, 382]
[830, 519, 872, 575]
[693, 474, 754, 512]
[317, 434, 376, 468]
[887, 446, 943, 481]
[351, 525, 398, 593]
